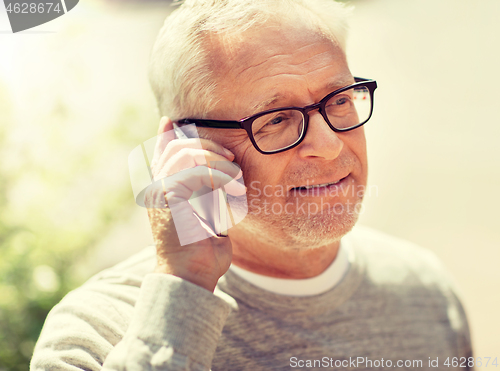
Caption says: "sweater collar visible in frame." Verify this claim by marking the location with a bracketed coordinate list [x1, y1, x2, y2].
[217, 230, 366, 317]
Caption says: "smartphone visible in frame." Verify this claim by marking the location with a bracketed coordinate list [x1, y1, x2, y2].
[173, 123, 230, 237]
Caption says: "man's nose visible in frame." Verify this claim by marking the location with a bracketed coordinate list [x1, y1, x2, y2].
[296, 110, 343, 160]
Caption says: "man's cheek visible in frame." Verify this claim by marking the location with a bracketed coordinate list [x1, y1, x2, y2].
[248, 181, 262, 197]
[246, 184, 288, 215]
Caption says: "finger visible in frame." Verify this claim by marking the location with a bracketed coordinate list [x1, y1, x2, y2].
[156, 137, 234, 171]
[146, 202, 215, 247]
[156, 149, 241, 179]
[145, 166, 245, 208]
[197, 138, 235, 160]
[167, 202, 216, 245]
[222, 177, 247, 197]
[163, 167, 246, 204]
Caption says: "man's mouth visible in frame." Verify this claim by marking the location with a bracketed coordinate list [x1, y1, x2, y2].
[297, 179, 342, 190]
[290, 174, 349, 196]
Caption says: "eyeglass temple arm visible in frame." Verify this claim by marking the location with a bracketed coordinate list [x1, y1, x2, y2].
[177, 118, 242, 129]
[354, 76, 370, 83]
[177, 77, 375, 128]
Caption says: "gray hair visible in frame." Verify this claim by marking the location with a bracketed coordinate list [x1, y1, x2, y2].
[148, 0, 352, 120]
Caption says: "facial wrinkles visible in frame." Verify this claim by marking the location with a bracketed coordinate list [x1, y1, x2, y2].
[238, 61, 351, 120]
[239, 48, 336, 89]
[234, 143, 255, 171]
[249, 71, 354, 119]
[207, 29, 366, 233]
[210, 29, 348, 122]
[220, 29, 334, 85]
[211, 61, 364, 249]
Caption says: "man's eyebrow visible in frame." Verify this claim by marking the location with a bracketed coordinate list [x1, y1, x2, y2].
[250, 94, 287, 115]
[325, 76, 355, 91]
[249, 76, 355, 116]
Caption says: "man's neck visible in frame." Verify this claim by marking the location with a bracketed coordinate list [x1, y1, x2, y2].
[228, 227, 340, 279]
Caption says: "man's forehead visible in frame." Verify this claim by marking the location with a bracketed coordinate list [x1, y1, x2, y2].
[207, 23, 337, 75]
[206, 24, 352, 118]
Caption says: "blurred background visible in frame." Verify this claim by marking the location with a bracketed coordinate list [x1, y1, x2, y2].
[0, 0, 498, 369]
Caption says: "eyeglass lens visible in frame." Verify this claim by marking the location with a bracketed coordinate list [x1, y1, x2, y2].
[251, 85, 372, 152]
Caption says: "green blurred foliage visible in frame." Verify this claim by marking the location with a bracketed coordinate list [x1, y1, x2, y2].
[0, 80, 152, 370]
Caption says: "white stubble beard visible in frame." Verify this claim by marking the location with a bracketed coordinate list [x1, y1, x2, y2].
[234, 193, 364, 250]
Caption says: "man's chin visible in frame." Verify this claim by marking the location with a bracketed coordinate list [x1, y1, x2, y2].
[239, 202, 362, 249]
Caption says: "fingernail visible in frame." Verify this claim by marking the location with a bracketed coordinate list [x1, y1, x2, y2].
[224, 148, 234, 157]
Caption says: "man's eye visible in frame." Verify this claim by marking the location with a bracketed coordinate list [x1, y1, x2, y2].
[335, 97, 348, 105]
[327, 94, 352, 108]
[267, 116, 285, 125]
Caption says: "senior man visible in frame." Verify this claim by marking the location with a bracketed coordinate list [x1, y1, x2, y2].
[31, 0, 474, 370]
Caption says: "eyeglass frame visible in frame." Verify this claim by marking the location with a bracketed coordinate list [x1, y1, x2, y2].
[177, 77, 377, 155]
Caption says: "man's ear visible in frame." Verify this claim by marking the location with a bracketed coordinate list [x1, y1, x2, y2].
[158, 116, 173, 135]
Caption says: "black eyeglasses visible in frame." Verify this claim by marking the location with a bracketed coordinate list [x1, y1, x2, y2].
[177, 77, 377, 155]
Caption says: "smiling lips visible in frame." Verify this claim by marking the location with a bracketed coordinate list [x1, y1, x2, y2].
[292, 175, 348, 189]
[299, 179, 341, 190]
[290, 175, 350, 195]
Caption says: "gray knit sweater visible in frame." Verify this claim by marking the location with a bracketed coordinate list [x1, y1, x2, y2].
[31, 226, 474, 370]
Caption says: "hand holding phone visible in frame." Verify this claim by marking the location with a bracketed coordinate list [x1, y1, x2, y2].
[140, 117, 246, 291]
[173, 123, 234, 238]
